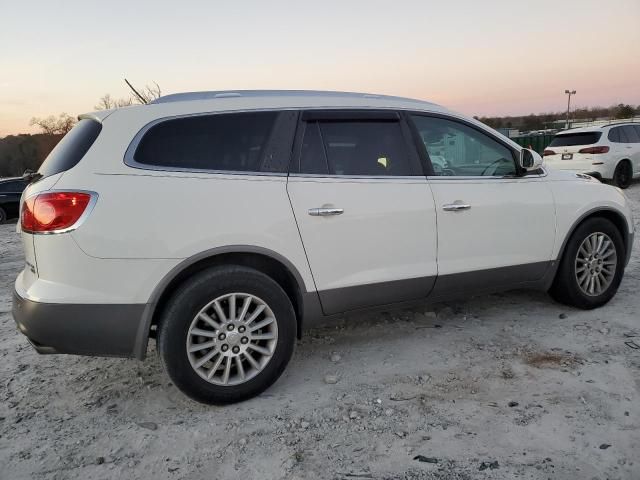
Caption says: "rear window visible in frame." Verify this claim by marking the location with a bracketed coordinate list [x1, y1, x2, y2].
[0, 180, 27, 193]
[549, 132, 602, 147]
[38, 119, 102, 179]
[133, 111, 282, 172]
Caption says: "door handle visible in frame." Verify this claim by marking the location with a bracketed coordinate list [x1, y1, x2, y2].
[308, 207, 344, 216]
[442, 203, 471, 211]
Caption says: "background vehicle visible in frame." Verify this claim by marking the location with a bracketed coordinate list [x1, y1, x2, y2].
[12, 91, 635, 404]
[0, 177, 28, 223]
[543, 123, 640, 188]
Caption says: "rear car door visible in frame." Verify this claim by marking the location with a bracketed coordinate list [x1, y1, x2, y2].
[408, 114, 556, 297]
[622, 125, 640, 176]
[287, 110, 437, 315]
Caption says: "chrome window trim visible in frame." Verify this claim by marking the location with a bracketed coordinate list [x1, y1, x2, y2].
[21, 190, 99, 235]
[288, 173, 426, 181]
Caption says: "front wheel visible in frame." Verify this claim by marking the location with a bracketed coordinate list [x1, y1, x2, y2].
[549, 217, 625, 309]
[157, 266, 297, 404]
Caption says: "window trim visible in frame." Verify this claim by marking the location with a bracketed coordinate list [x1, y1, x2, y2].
[291, 109, 423, 178]
[405, 112, 532, 180]
[123, 108, 296, 177]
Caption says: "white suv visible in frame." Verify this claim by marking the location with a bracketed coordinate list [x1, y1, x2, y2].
[12, 91, 634, 404]
[544, 123, 640, 188]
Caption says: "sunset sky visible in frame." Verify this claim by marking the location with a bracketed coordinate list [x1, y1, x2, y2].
[1, 0, 639, 136]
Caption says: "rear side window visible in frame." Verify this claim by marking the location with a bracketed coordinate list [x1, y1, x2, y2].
[623, 125, 640, 143]
[299, 120, 418, 176]
[38, 119, 102, 179]
[549, 132, 602, 147]
[133, 111, 289, 173]
[608, 127, 620, 143]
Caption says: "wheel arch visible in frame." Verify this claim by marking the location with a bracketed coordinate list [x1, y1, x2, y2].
[552, 207, 632, 286]
[133, 246, 312, 359]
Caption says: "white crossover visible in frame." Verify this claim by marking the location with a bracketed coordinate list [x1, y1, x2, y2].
[12, 91, 635, 404]
[544, 123, 640, 188]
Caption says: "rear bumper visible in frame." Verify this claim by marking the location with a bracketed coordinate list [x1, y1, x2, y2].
[12, 289, 146, 358]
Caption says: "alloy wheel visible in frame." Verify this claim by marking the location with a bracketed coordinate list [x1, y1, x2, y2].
[575, 232, 617, 296]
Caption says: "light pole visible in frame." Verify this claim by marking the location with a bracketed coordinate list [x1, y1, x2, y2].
[565, 89, 576, 129]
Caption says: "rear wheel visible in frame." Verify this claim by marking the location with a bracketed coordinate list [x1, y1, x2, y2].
[157, 266, 297, 404]
[613, 160, 632, 189]
[550, 217, 625, 309]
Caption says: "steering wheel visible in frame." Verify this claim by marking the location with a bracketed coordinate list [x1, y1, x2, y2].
[481, 158, 512, 176]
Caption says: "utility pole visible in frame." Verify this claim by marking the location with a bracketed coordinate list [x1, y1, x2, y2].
[565, 90, 576, 129]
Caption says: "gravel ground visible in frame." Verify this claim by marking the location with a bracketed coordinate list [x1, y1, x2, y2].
[1, 183, 639, 480]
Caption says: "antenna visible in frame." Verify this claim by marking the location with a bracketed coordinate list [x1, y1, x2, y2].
[124, 78, 148, 104]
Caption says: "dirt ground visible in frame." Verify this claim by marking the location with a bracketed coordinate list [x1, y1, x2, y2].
[1, 183, 639, 480]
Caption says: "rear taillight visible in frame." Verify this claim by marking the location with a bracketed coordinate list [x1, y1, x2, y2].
[543, 149, 555, 156]
[578, 146, 609, 154]
[21, 191, 94, 233]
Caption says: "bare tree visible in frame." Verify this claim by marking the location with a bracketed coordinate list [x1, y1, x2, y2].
[29, 113, 77, 135]
[94, 93, 134, 110]
[125, 79, 162, 104]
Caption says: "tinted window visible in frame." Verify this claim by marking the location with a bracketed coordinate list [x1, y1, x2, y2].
[411, 115, 516, 176]
[134, 112, 279, 172]
[0, 180, 27, 193]
[635, 125, 640, 140]
[299, 123, 328, 174]
[322, 121, 414, 176]
[549, 132, 602, 147]
[623, 125, 640, 143]
[38, 119, 102, 179]
[608, 127, 620, 143]
[618, 127, 629, 143]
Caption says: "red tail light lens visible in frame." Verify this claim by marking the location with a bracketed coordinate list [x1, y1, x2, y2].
[21, 192, 94, 233]
[543, 149, 555, 156]
[578, 146, 609, 154]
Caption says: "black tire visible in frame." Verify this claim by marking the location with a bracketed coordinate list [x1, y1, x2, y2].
[549, 217, 625, 309]
[613, 160, 632, 189]
[157, 265, 297, 405]
[0, 207, 6, 224]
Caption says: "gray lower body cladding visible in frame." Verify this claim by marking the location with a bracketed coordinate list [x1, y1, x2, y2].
[12, 290, 145, 357]
[13, 261, 556, 359]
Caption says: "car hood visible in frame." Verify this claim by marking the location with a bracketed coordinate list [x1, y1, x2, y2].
[543, 165, 600, 183]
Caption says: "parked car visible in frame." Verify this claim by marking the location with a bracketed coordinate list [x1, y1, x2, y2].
[543, 123, 640, 188]
[0, 177, 28, 223]
[12, 91, 634, 404]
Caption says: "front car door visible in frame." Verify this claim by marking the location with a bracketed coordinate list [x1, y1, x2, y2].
[287, 110, 438, 315]
[407, 113, 557, 297]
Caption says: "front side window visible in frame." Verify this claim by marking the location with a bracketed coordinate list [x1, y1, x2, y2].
[298, 120, 417, 176]
[411, 115, 516, 176]
[133, 111, 278, 172]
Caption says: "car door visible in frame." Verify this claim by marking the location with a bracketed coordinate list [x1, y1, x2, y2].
[622, 125, 640, 176]
[287, 110, 438, 315]
[408, 114, 556, 297]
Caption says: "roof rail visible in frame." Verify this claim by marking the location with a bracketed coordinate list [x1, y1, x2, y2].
[600, 119, 639, 128]
[150, 90, 436, 106]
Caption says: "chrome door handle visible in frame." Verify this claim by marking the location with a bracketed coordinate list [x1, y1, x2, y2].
[442, 203, 471, 211]
[308, 207, 344, 216]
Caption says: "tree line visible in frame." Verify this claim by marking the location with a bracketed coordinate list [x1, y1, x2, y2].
[0, 83, 161, 178]
[476, 103, 639, 131]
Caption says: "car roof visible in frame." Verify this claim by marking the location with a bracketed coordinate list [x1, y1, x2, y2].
[148, 89, 448, 113]
[557, 122, 639, 135]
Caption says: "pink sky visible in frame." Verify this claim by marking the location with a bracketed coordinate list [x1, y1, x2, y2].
[1, 0, 639, 137]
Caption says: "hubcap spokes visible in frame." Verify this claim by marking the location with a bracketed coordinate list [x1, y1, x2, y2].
[575, 232, 617, 297]
[186, 293, 278, 386]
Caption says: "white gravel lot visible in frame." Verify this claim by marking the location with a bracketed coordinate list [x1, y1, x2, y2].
[1, 183, 639, 480]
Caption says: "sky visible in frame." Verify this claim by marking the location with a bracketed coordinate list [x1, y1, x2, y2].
[1, 0, 639, 136]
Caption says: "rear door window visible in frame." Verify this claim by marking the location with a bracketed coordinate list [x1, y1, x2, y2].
[622, 125, 640, 143]
[38, 118, 102, 179]
[298, 119, 419, 176]
[549, 132, 602, 147]
[132, 111, 295, 173]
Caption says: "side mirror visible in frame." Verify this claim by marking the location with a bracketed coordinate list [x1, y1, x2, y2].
[519, 148, 543, 171]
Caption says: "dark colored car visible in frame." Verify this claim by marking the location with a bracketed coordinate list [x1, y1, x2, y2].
[0, 178, 28, 223]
